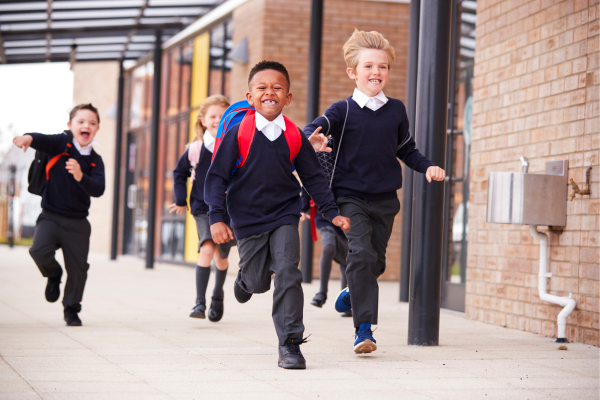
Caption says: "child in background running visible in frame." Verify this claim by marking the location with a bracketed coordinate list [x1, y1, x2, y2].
[169, 94, 235, 322]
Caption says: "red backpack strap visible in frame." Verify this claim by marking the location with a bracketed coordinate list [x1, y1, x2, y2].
[235, 110, 257, 170]
[45, 152, 68, 180]
[283, 116, 302, 167]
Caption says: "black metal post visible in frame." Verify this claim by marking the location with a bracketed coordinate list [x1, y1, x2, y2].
[300, 0, 323, 283]
[399, 0, 421, 303]
[110, 61, 124, 260]
[407, 0, 452, 346]
[7, 165, 16, 248]
[146, 31, 162, 270]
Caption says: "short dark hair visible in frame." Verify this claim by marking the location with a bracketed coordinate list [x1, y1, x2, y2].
[248, 60, 291, 89]
[69, 103, 100, 124]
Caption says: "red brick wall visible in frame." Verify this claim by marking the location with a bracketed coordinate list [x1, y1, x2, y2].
[232, 0, 411, 281]
[468, 0, 599, 345]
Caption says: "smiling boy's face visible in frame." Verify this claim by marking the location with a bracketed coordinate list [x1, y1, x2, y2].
[67, 109, 100, 147]
[347, 48, 390, 97]
[246, 69, 292, 121]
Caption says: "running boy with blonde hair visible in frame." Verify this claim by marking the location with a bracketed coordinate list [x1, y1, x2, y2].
[306, 29, 445, 354]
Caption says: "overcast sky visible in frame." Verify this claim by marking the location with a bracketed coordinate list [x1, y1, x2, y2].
[0, 63, 74, 158]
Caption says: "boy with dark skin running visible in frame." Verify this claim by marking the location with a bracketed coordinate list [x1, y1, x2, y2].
[205, 61, 350, 369]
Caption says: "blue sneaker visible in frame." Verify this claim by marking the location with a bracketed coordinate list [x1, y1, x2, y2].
[354, 323, 377, 354]
[334, 287, 351, 313]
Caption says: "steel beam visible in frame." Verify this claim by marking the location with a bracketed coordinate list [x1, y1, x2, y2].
[399, 0, 420, 303]
[300, 0, 324, 284]
[111, 61, 125, 261]
[145, 30, 162, 270]
[407, 0, 452, 346]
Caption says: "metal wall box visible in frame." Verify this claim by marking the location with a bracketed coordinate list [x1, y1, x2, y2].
[486, 160, 569, 227]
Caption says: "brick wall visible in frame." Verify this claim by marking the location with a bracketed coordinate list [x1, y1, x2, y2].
[231, 0, 410, 281]
[468, 0, 599, 345]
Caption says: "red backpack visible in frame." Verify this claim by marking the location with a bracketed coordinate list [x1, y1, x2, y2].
[212, 101, 302, 176]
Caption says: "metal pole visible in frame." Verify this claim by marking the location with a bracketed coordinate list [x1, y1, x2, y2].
[146, 31, 162, 270]
[110, 61, 124, 260]
[301, 0, 323, 283]
[399, 0, 421, 303]
[7, 165, 16, 248]
[407, 0, 452, 346]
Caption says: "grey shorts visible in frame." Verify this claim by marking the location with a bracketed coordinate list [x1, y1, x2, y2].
[193, 214, 237, 259]
[319, 225, 348, 266]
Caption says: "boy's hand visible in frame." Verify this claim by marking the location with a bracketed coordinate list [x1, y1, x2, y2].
[168, 203, 188, 214]
[66, 159, 83, 182]
[300, 212, 310, 222]
[332, 215, 351, 232]
[210, 222, 234, 244]
[426, 166, 446, 183]
[13, 135, 33, 152]
[308, 127, 332, 153]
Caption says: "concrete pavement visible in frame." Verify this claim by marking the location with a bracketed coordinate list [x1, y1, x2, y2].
[0, 245, 598, 399]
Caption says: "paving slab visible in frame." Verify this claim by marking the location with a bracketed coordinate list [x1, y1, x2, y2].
[0, 245, 598, 399]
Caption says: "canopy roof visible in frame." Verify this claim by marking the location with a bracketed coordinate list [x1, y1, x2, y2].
[0, 0, 223, 64]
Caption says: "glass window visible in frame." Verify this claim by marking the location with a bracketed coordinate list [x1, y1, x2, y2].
[208, 18, 233, 97]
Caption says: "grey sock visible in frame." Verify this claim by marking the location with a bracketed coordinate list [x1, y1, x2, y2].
[340, 263, 348, 289]
[319, 244, 335, 294]
[212, 261, 228, 298]
[195, 265, 211, 303]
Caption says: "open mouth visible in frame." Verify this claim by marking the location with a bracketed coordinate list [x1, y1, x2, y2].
[81, 131, 90, 140]
[262, 100, 278, 105]
[369, 79, 382, 84]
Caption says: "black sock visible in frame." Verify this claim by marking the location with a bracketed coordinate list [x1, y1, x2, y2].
[212, 262, 228, 298]
[195, 265, 211, 303]
[340, 263, 348, 289]
[319, 244, 335, 294]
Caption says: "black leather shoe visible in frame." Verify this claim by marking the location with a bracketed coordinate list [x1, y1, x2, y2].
[208, 296, 224, 322]
[341, 309, 352, 317]
[278, 338, 308, 369]
[64, 306, 82, 326]
[190, 300, 206, 318]
[233, 272, 252, 304]
[45, 274, 62, 303]
[310, 292, 327, 308]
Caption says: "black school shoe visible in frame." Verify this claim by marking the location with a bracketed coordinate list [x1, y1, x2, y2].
[190, 300, 206, 319]
[233, 271, 252, 303]
[45, 274, 62, 303]
[208, 296, 224, 322]
[64, 305, 82, 326]
[310, 292, 327, 308]
[278, 337, 309, 369]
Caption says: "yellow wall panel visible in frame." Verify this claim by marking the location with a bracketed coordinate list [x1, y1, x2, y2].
[184, 32, 210, 263]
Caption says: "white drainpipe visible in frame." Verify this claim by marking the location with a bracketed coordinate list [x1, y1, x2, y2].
[528, 225, 577, 342]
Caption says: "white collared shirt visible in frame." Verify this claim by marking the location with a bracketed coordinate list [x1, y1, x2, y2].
[203, 132, 216, 153]
[352, 88, 388, 111]
[71, 136, 97, 156]
[255, 112, 286, 141]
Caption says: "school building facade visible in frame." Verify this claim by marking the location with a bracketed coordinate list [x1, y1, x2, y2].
[62, 0, 597, 345]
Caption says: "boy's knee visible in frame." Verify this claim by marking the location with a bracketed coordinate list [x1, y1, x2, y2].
[347, 247, 377, 267]
[199, 240, 215, 257]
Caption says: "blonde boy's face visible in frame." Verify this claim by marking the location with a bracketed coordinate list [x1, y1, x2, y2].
[201, 105, 227, 138]
[347, 49, 389, 97]
[67, 109, 100, 147]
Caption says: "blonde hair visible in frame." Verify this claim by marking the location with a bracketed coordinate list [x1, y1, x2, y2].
[343, 29, 395, 71]
[190, 94, 230, 145]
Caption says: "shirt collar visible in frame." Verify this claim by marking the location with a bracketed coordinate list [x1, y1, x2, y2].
[71, 136, 97, 156]
[255, 112, 286, 132]
[352, 88, 388, 108]
[203, 132, 216, 153]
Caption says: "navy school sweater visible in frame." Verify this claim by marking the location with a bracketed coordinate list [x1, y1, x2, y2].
[303, 97, 435, 201]
[205, 122, 340, 240]
[26, 132, 105, 219]
[173, 144, 230, 223]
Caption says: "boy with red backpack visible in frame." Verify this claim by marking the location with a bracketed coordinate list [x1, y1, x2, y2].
[12, 104, 105, 326]
[205, 61, 350, 369]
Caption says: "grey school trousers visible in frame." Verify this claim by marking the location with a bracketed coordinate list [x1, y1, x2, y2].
[236, 224, 304, 345]
[29, 210, 91, 309]
[337, 196, 400, 328]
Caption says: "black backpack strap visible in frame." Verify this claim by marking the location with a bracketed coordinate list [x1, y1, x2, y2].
[90, 149, 100, 167]
[64, 130, 74, 155]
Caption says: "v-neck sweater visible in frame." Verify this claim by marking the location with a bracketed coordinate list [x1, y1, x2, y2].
[205, 122, 339, 240]
[304, 97, 435, 201]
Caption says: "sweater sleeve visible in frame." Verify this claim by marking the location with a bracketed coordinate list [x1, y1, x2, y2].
[294, 131, 339, 222]
[78, 155, 105, 198]
[303, 101, 343, 137]
[397, 103, 435, 174]
[25, 132, 67, 156]
[173, 150, 192, 207]
[205, 125, 239, 226]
